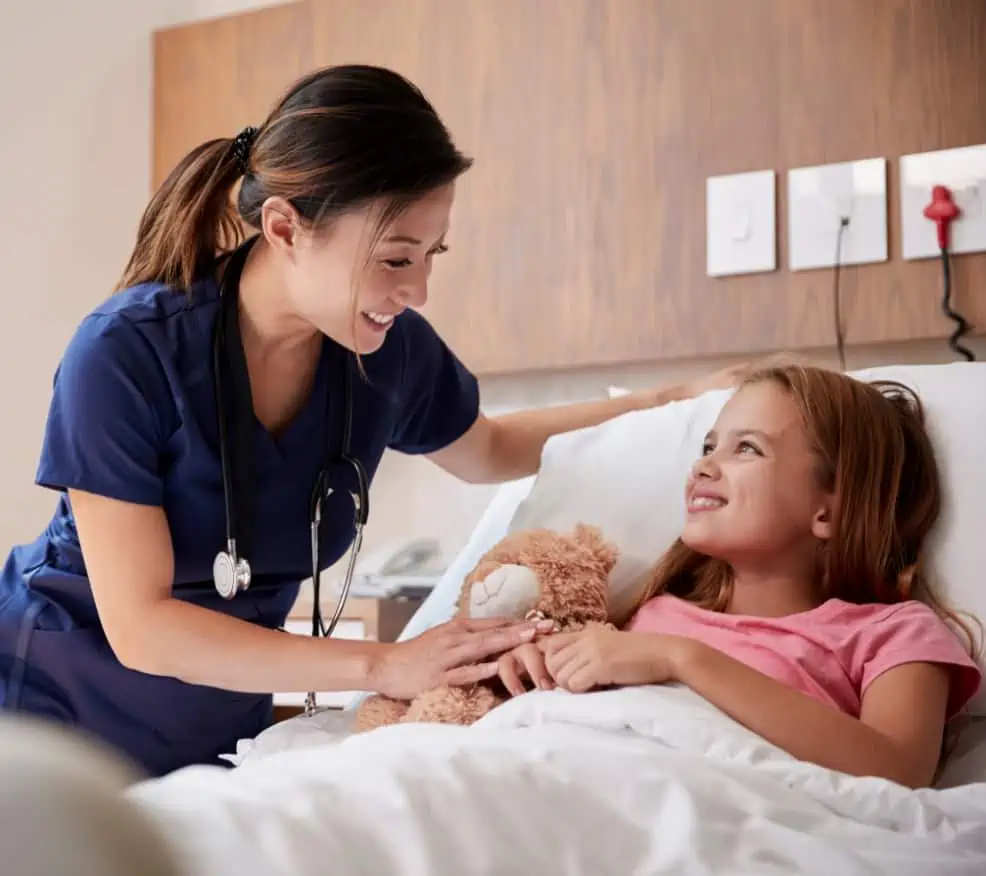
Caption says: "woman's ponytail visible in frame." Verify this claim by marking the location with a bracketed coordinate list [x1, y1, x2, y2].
[115, 134, 251, 293]
[117, 64, 475, 296]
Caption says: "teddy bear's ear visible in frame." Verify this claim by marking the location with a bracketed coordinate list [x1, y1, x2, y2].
[573, 523, 619, 574]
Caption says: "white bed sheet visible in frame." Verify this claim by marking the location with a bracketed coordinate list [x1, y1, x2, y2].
[937, 715, 986, 788]
[127, 687, 986, 876]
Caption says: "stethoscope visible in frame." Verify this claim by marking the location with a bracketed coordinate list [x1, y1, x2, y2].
[210, 236, 370, 716]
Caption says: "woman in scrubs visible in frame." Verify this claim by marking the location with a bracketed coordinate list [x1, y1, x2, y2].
[0, 65, 747, 777]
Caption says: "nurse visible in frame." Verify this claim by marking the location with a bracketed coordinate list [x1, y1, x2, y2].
[0, 64, 747, 777]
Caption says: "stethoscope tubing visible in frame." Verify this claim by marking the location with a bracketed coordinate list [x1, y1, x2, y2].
[210, 237, 370, 717]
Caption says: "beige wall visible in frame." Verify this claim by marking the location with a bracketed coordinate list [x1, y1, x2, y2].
[1, 0, 983, 582]
[0, 0, 290, 551]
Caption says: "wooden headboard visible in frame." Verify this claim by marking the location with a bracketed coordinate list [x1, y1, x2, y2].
[153, 0, 986, 375]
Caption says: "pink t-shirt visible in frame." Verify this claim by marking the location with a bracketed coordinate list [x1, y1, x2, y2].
[626, 594, 982, 719]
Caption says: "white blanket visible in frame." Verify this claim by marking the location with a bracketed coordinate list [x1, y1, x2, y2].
[127, 686, 986, 876]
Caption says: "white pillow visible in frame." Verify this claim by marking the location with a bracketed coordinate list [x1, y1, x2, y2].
[507, 362, 986, 715]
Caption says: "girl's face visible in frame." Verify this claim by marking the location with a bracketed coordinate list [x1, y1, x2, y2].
[274, 182, 456, 354]
[681, 381, 835, 566]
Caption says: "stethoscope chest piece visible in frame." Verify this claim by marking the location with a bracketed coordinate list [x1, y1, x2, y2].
[213, 542, 252, 600]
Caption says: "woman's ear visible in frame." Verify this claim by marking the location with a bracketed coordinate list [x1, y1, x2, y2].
[260, 197, 302, 254]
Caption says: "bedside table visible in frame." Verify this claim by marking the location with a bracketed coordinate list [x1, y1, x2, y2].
[271, 590, 425, 723]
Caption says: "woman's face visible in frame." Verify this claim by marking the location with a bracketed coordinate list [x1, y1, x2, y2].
[681, 381, 834, 565]
[280, 182, 456, 354]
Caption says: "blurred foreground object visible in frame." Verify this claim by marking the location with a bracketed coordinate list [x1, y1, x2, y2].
[0, 715, 183, 876]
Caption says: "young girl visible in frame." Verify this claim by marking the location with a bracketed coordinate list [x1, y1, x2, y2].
[498, 365, 983, 789]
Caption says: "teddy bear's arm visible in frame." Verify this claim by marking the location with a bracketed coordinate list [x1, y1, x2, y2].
[405, 684, 506, 726]
[352, 694, 412, 732]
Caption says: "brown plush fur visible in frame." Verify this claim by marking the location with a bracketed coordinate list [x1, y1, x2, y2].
[351, 524, 619, 732]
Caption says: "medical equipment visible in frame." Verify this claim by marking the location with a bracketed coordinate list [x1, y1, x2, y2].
[211, 236, 370, 715]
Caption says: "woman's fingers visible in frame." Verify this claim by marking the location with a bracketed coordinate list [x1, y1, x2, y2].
[457, 616, 521, 632]
[444, 661, 499, 687]
[444, 621, 553, 667]
[446, 625, 535, 664]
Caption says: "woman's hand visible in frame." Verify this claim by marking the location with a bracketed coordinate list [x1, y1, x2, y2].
[648, 353, 800, 408]
[538, 627, 688, 693]
[368, 616, 555, 700]
[674, 363, 751, 400]
[497, 642, 554, 696]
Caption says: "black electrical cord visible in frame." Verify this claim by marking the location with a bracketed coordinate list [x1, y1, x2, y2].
[939, 247, 975, 362]
[832, 216, 849, 371]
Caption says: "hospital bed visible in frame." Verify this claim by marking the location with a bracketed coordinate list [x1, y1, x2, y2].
[15, 362, 986, 876]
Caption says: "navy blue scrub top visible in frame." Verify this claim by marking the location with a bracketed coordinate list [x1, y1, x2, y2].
[0, 272, 479, 778]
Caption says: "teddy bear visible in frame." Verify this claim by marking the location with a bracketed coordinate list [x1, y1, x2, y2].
[351, 523, 619, 732]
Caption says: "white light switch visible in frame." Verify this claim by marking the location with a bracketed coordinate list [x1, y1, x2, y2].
[900, 144, 986, 260]
[787, 157, 888, 272]
[706, 170, 776, 277]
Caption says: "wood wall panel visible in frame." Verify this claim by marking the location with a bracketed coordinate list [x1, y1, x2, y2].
[152, 2, 313, 188]
[154, 0, 986, 375]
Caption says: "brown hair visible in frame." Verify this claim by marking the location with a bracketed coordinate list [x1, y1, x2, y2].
[116, 64, 473, 293]
[640, 364, 981, 658]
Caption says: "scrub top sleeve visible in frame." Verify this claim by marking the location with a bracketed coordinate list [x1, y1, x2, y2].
[35, 315, 168, 507]
[389, 311, 480, 455]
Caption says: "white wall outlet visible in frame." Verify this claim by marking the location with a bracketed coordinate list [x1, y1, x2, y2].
[706, 169, 776, 277]
[787, 157, 888, 272]
[900, 144, 986, 260]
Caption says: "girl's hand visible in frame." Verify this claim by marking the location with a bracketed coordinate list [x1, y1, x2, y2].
[538, 627, 686, 693]
[497, 642, 554, 697]
[369, 616, 555, 700]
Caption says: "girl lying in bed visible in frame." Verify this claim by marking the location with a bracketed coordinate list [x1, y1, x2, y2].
[498, 364, 983, 789]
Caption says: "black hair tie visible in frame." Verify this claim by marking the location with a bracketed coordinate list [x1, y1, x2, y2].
[231, 126, 258, 174]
